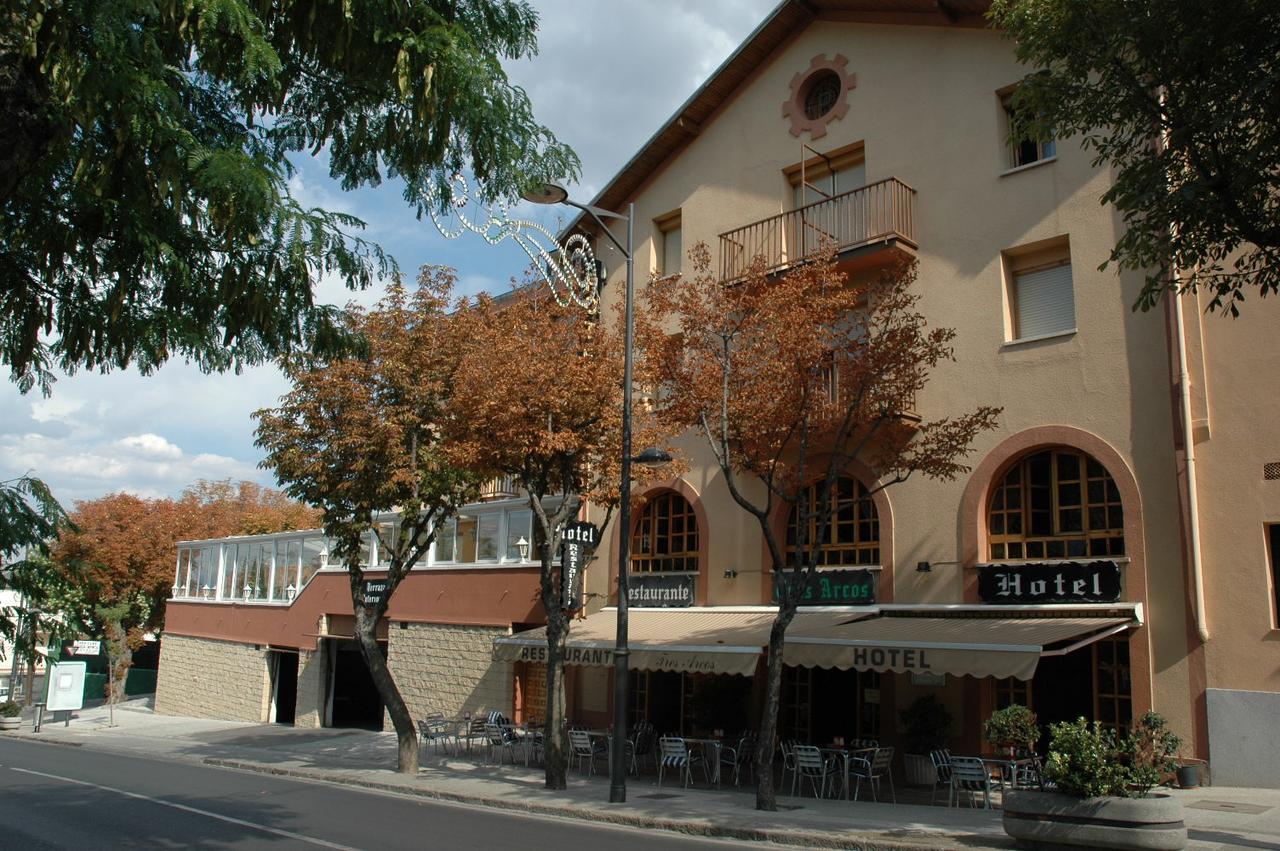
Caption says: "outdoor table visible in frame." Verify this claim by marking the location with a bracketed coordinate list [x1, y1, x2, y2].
[978, 753, 1039, 789]
[821, 745, 877, 800]
[584, 729, 612, 773]
[515, 723, 544, 766]
[683, 737, 723, 787]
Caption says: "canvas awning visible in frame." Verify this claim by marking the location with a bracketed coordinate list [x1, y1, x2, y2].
[493, 608, 853, 677]
[785, 612, 1139, 681]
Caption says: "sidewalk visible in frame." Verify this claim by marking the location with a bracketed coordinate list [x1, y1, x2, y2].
[6, 699, 1279, 850]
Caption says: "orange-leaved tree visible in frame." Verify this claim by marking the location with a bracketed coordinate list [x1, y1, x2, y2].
[51, 480, 313, 708]
[443, 282, 675, 790]
[640, 247, 1000, 811]
[254, 268, 480, 774]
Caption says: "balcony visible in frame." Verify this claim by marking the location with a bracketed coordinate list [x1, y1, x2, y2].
[478, 474, 520, 501]
[719, 177, 917, 282]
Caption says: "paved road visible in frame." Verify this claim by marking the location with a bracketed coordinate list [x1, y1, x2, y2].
[0, 739, 777, 850]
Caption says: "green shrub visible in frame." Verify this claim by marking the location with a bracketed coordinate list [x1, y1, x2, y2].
[1044, 712, 1182, 799]
[900, 695, 954, 754]
[983, 704, 1039, 751]
[0, 700, 21, 718]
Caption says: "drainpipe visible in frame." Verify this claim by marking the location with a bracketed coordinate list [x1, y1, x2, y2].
[1161, 90, 1209, 643]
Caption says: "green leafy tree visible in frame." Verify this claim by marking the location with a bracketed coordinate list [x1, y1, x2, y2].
[0, 0, 579, 393]
[1, 476, 72, 686]
[255, 268, 480, 775]
[990, 0, 1280, 314]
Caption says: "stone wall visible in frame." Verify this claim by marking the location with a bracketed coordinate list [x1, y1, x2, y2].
[155, 634, 269, 722]
[387, 622, 513, 720]
[294, 644, 327, 728]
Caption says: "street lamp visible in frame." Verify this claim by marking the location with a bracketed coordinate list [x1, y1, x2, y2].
[515, 536, 530, 562]
[523, 180, 668, 804]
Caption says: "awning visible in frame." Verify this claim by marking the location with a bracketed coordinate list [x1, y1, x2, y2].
[493, 608, 853, 677]
[785, 612, 1138, 681]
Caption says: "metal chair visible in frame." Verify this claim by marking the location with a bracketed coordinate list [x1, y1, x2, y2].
[721, 733, 756, 787]
[778, 739, 800, 794]
[850, 746, 896, 802]
[417, 716, 454, 756]
[484, 721, 519, 765]
[657, 736, 707, 788]
[628, 721, 656, 774]
[949, 756, 994, 809]
[792, 745, 841, 798]
[928, 749, 953, 804]
[568, 728, 607, 776]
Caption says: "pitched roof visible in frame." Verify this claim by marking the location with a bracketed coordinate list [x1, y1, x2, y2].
[568, 0, 991, 234]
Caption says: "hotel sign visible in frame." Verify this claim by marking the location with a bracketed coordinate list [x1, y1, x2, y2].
[978, 560, 1121, 604]
[627, 573, 695, 607]
[774, 569, 877, 606]
[560, 521, 599, 612]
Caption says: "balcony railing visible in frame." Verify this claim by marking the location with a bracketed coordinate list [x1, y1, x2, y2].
[478, 474, 519, 501]
[719, 177, 916, 282]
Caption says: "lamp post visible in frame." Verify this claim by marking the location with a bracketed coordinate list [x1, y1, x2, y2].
[523, 181, 669, 804]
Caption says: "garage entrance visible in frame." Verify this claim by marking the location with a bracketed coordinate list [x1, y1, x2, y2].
[326, 639, 385, 730]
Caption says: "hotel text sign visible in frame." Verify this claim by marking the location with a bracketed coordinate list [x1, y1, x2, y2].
[774, 569, 876, 606]
[978, 560, 1121, 604]
[560, 521, 599, 612]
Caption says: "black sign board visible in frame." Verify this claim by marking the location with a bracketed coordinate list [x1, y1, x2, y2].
[627, 573, 696, 607]
[560, 521, 599, 612]
[360, 579, 389, 608]
[774, 569, 877, 606]
[978, 560, 1122, 604]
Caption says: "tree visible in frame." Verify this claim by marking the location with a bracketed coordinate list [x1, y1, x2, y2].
[640, 248, 1000, 810]
[48, 481, 314, 708]
[443, 283, 673, 790]
[0, 0, 579, 393]
[254, 268, 479, 774]
[1, 475, 72, 688]
[989, 0, 1280, 314]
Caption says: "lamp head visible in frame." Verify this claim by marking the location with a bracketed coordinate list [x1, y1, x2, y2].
[632, 447, 673, 468]
[522, 181, 570, 205]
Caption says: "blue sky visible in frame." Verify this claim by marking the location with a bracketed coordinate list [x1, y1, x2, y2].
[0, 0, 778, 507]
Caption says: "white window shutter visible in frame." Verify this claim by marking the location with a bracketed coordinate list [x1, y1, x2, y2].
[1016, 264, 1075, 339]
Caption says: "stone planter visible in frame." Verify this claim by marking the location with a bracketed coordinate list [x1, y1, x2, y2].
[0, 715, 21, 731]
[1004, 790, 1187, 851]
[903, 752, 936, 786]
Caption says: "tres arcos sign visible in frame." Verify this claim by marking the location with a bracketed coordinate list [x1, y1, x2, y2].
[978, 560, 1122, 604]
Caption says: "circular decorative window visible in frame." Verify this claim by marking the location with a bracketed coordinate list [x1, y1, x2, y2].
[783, 55, 856, 139]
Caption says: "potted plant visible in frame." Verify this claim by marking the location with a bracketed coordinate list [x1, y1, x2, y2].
[983, 703, 1039, 755]
[899, 694, 953, 785]
[1003, 711, 1186, 851]
[0, 700, 22, 731]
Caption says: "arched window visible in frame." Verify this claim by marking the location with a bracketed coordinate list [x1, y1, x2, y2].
[988, 448, 1124, 560]
[630, 491, 699, 573]
[787, 476, 880, 566]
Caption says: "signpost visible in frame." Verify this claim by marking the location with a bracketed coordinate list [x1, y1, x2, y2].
[71, 640, 101, 656]
[560, 521, 599, 612]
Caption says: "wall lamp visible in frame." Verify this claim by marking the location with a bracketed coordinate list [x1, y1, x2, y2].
[916, 561, 932, 573]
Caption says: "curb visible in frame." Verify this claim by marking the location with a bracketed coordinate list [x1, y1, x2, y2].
[201, 757, 974, 850]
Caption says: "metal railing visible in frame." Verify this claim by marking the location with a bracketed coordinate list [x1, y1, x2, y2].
[478, 474, 519, 500]
[719, 177, 916, 282]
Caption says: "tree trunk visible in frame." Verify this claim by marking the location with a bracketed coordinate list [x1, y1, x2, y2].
[542, 610, 568, 789]
[754, 618, 789, 811]
[354, 605, 419, 774]
[109, 643, 133, 706]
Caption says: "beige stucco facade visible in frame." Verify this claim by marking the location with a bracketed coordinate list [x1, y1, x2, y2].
[565, 4, 1275, 780]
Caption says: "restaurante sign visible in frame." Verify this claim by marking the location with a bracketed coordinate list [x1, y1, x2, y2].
[978, 560, 1121, 604]
[627, 573, 695, 607]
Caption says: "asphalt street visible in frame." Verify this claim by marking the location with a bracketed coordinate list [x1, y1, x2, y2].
[0, 738, 775, 850]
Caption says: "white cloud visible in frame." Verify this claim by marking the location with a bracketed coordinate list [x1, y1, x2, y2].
[29, 396, 85, 424]
[118, 433, 183, 459]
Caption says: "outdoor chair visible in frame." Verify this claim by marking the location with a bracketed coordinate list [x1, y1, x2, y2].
[850, 746, 896, 803]
[627, 721, 656, 774]
[568, 728, 607, 776]
[849, 738, 880, 751]
[657, 736, 708, 788]
[928, 749, 953, 804]
[417, 716, 454, 756]
[778, 739, 800, 794]
[792, 745, 841, 799]
[484, 721, 520, 765]
[948, 756, 995, 809]
[721, 733, 756, 787]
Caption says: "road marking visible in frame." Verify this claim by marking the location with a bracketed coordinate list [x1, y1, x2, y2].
[10, 766, 360, 850]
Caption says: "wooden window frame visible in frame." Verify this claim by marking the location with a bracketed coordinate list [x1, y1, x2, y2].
[629, 491, 699, 573]
[787, 476, 881, 567]
[988, 448, 1125, 561]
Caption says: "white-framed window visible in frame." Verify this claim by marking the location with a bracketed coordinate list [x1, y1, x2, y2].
[430, 503, 546, 566]
[1001, 89, 1055, 170]
[1004, 237, 1075, 342]
[655, 210, 682, 276]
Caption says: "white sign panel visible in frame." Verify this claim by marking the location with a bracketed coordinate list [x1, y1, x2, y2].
[45, 661, 86, 712]
[72, 640, 101, 656]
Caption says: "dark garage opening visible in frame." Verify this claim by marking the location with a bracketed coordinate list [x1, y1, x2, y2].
[271, 651, 298, 725]
[329, 639, 385, 730]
